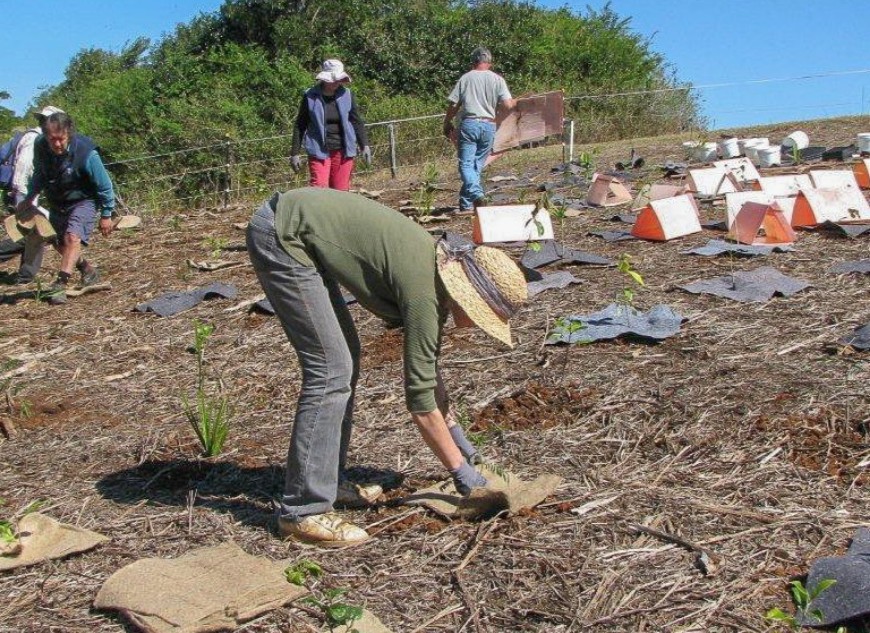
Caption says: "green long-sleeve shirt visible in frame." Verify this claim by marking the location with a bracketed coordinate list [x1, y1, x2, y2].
[274, 188, 447, 412]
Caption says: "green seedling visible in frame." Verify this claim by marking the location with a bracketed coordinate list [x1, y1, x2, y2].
[765, 579, 844, 631]
[615, 254, 644, 313]
[0, 520, 16, 544]
[526, 192, 550, 252]
[284, 559, 323, 586]
[168, 215, 183, 231]
[413, 163, 440, 217]
[202, 236, 228, 259]
[182, 321, 232, 457]
[304, 588, 363, 632]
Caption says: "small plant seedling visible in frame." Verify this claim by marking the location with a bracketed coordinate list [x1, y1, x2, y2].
[202, 236, 228, 259]
[304, 587, 364, 632]
[182, 320, 232, 457]
[615, 254, 644, 313]
[0, 520, 16, 544]
[765, 578, 845, 631]
[413, 163, 440, 217]
[525, 192, 550, 252]
[284, 559, 323, 586]
[168, 215, 183, 231]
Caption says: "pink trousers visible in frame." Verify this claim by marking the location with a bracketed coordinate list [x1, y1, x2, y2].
[308, 150, 355, 191]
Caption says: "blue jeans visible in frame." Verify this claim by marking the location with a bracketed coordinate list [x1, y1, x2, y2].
[246, 202, 360, 520]
[457, 118, 496, 211]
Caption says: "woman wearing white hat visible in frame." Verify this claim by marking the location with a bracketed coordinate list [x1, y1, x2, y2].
[289, 59, 371, 191]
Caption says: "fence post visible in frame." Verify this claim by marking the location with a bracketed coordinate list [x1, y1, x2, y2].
[222, 137, 232, 210]
[567, 120, 575, 164]
[388, 123, 398, 179]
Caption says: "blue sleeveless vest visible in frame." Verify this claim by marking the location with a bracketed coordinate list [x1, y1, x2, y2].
[36, 134, 97, 206]
[302, 86, 357, 160]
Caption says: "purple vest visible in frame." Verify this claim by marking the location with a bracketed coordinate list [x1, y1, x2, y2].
[303, 86, 358, 160]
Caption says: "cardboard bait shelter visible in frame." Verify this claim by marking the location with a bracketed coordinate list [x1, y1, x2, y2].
[792, 187, 870, 227]
[853, 158, 870, 189]
[586, 174, 633, 207]
[472, 204, 554, 244]
[631, 194, 702, 241]
[728, 201, 796, 246]
[754, 174, 813, 197]
[687, 167, 741, 197]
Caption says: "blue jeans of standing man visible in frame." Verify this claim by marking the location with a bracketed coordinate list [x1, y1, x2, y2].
[457, 118, 496, 211]
[246, 201, 360, 520]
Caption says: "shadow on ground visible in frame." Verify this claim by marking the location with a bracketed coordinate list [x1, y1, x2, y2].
[96, 459, 404, 529]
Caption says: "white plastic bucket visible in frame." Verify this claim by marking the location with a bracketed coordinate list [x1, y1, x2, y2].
[782, 131, 809, 150]
[693, 142, 718, 163]
[682, 140, 700, 159]
[757, 146, 781, 167]
[858, 133, 870, 153]
[744, 138, 770, 164]
[718, 137, 740, 159]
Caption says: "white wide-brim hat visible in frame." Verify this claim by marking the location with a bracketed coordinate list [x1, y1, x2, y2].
[315, 59, 351, 83]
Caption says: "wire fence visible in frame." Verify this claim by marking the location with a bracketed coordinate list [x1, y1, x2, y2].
[106, 69, 870, 216]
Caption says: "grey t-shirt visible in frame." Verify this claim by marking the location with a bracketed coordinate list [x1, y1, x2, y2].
[447, 69, 512, 120]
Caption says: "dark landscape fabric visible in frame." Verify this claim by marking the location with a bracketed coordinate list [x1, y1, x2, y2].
[0, 238, 24, 262]
[678, 267, 809, 303]
[700, 220, 728, 231]
[527, 271, 582, 297]
[134, 282, 238, 317]
[521, 240, 613, 268]
[830, 260, 870, 274]
[797, 528, 870, 626]
[588, 230, 636, 242]
[683, 239, 793, 257]
[839, 324, 870, 350]
[547, 303, 684, 344]
[816, 221, 870, 238]
[608, 213, 637, 224]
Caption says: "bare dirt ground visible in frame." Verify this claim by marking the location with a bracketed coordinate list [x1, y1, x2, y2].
[1, 115, 869, 632]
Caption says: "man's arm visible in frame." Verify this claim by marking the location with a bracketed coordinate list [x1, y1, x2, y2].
[443, 101, 461, 138]
[85, 151, 116, 236]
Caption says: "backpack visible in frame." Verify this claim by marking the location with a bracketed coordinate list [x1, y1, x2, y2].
[0, 130, 28, 191]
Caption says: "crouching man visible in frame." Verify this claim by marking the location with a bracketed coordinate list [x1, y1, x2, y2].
[246, 187, 527, 546]
[16, 111, 115, 304]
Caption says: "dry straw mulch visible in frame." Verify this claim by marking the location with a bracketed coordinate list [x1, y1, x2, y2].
[0, 115, 869, 632]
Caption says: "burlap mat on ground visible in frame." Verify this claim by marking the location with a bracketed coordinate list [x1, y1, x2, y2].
[0, 512, 107, 571]
[94, 542, 307, 633]
[404, 465, 562, 519]
[353, 609, 393, 633]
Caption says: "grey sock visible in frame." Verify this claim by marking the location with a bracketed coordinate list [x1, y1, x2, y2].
[450, 461, 487, 496]
[449, 425, 479, 463]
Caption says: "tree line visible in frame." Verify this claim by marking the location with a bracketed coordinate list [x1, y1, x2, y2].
[1, 0, 701, 206]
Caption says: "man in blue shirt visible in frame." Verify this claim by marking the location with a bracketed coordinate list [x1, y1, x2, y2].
[16, 112, 115, 304]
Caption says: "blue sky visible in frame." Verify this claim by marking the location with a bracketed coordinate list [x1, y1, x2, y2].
[4, 1, 870, 130]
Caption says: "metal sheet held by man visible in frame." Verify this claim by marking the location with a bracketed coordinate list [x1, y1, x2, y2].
[491, 91, 564, 154]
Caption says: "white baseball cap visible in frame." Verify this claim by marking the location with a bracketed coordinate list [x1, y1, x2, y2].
[35, 105, 65, 120]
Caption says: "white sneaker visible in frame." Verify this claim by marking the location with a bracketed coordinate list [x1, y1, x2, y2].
[335, 480, 383, 508]
[278, 512, 370, 547]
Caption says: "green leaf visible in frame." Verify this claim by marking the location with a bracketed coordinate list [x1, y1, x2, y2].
[810, 578, 836, 599]
[529, 242, 541, 252]
[627, 270, 644, 286]
[789, 580, 809, 609]
[326, 603, 363, 625]
[764, 607, 794, 624]
[0, 520, 17, 544]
